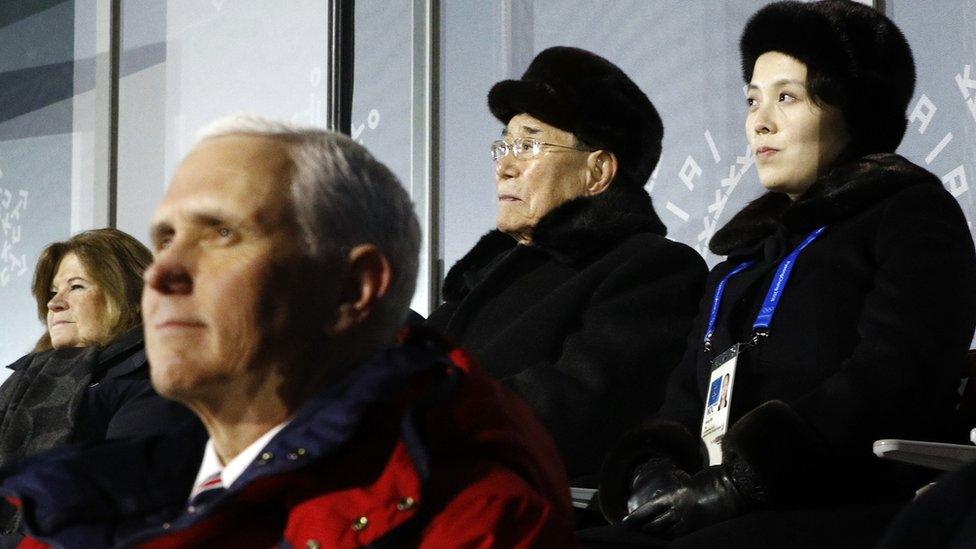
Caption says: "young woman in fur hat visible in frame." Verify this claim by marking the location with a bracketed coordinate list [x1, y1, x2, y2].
[595, 0, 976, 544]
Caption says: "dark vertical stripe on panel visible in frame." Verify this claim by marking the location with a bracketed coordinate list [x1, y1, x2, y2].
[108, 0, 121, 228]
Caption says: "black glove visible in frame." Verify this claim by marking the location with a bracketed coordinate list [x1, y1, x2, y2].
[624, 458, 691, 517]
[621, 464, 750, 536]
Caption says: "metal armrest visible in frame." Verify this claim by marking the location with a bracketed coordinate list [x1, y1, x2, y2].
[570, 487, 599, 510]
[873, 439, 976, 471]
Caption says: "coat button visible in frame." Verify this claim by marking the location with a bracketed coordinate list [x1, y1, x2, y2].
[396, 497, 416, 511]
[351, 516, 368, 532]
[257, 451, 273, 465]
[287, 448, 307, 460]
[305, 540, 320, 549]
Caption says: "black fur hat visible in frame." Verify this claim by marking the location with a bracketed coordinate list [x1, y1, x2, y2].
[488, 46, 664, 189]
[740, 0, 915, 154]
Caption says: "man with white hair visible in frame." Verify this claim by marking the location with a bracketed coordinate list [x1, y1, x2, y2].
[0, 116, 575, 547]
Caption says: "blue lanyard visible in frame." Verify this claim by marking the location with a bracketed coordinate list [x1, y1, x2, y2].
[703, 226, 827, 351]
[703, 261, 754, 350]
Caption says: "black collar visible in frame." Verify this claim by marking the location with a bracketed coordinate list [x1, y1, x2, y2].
[97, 325, 144, 364]
[8, 326, 145, 375]
[442, 186, 666, 300]
[709, 154, 940, 256]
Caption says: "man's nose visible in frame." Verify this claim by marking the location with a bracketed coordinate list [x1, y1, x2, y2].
[144, 243, 194, 295]
[495, 152, 519, 180]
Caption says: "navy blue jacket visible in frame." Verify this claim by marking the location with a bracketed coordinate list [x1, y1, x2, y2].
[0, 332, 575, 548]
[0, 327, 201, 544]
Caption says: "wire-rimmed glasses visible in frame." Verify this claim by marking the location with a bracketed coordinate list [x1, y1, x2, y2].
[489, 137, 591, 162]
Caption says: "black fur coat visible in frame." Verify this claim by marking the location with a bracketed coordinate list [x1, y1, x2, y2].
[600, 154, 976, 521]
[426, 187, 707, 481]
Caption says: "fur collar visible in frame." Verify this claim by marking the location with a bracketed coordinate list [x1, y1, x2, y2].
[709, 154, 940, 256]
[442, 187, 666, 300]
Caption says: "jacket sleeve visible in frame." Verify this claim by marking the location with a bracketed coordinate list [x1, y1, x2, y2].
[722, 184, 976, 504]
[419, 466, 579, 549]
[656, 274, 717, 432]
[597, 282, 716, 521]
[504, 240, 707, 478]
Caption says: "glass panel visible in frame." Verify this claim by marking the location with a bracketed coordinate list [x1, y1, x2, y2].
[890, 0, 976, 241]
[352, 0, 412, 188]
[352, 0, 422, 311]
[117, 0, 331, 247]
[0, 1, 97, 371]
[440, 1, 506, 275]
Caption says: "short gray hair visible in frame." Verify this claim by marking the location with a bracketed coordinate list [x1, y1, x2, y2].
[196, 114, 420, 339]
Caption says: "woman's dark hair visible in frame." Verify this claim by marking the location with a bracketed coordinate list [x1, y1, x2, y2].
[806, 64, 847, 112]
[31, 228, 152, 351]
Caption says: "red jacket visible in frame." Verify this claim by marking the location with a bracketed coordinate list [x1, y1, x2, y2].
[5, 331, 577, 548]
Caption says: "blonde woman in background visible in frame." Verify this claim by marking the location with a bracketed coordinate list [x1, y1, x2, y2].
[0, 229, 201, 541]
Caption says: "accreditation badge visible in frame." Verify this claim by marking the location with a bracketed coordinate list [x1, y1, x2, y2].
[700, 344, 739, 466]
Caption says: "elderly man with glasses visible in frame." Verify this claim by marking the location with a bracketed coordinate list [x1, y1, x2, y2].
[427, 46, 707, 485]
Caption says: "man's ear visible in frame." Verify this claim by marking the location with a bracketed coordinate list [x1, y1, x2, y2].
[324, 244, 392, 336]
[585, 150, 617, 196]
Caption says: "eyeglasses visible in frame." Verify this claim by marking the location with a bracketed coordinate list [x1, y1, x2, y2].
[489, 137, 591, 162]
